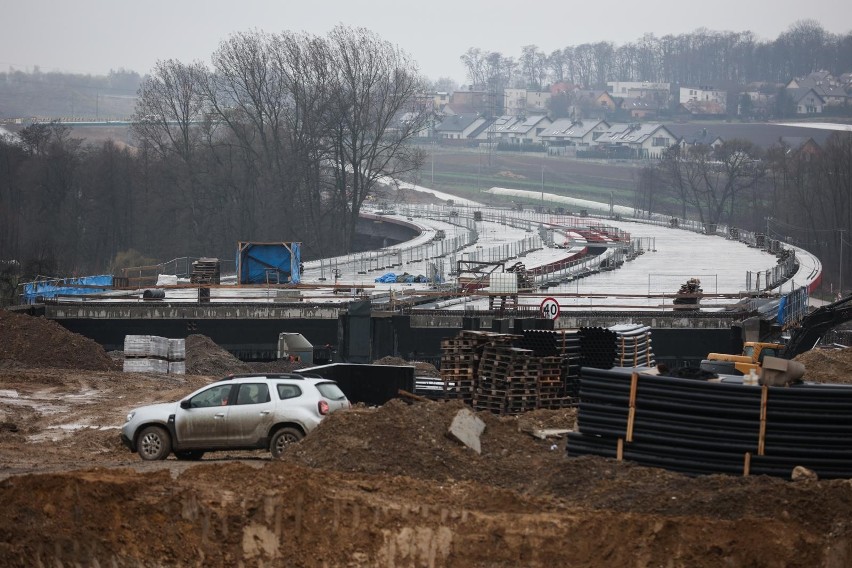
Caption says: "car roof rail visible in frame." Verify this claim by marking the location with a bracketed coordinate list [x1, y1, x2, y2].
[215, 372, 304, 382]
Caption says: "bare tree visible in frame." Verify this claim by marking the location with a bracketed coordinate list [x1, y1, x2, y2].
[325, 25, 428, 251]
[460, 48, 488, 88]
[547, 49, 566, 83]
[520, 45, 547, 89]
[658, 140, 765, 226]
[132, 59, 208, 162]
[132, 59, 222, 252]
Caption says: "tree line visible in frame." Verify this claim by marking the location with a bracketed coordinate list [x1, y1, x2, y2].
[459, 20, 852, 91]
[0, 26, 428, 301]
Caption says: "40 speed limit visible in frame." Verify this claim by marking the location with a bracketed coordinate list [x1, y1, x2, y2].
[540, 297, 560, 320]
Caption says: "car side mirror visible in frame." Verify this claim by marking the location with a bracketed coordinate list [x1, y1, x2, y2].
[180, 400, 191, 409]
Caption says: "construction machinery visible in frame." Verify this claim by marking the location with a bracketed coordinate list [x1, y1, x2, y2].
[702, 293, 852, 376]
[703, 341, 785, 376]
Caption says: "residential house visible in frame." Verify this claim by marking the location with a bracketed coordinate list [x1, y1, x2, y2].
[501, 114, 553, 144]
[593, 123, 677, 159]
[434, 114, 487, 140]
[786, 71, 849, 108]
[680, 86, 727, 105]
[467, 117, 497, 142]
[538, 118, 610, 147]
[787, 88, 826, 114]
[488, 115, 522, 143]
[432, 92, 451, 112]
[448, 88, 492, 115]
[607, 82, 671, 106]
[786, 70, 834, 90]
[398, 111, 432, 138]
[621, 97, 660, 119]
[503, 88, 552, 115]
[819, 86, 849, 107]
[672, 126, 725, 150]
[574, 90, 619, 119]
[679, 86, 728, 115]
[504, 89, 528, 115]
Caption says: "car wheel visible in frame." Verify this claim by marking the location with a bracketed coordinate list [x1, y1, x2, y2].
[270, 427, 304, 458]
[174, 450, 205, 461]
[137, 426, 171, 461]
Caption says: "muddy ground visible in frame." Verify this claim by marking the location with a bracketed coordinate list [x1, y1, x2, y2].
[2, 309, 852, 567]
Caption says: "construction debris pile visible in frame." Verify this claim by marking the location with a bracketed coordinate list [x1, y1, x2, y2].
[438, 325, 656, 414]
[673, 277, 703, 308]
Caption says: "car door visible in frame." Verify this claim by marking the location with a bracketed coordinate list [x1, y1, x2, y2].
[226, 383, 274, 447]
[174, 383, 233, 448]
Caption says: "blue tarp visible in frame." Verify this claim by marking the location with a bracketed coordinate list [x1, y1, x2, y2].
[374, 272, 433, 284]
[237, 242, 301, 285]
[22, 275, 113, 304]
[776, 295, 787, 325]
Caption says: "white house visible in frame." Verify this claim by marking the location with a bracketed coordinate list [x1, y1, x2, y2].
[434, 114, 487, 140]
[679, 86, 727, 105]
[787, 88, 825, 114]
[501, 114, 553, 144]
[607, 81, 671, 100]
[538, 118, 610, 147]
[593, 123, 677, 159]
[488, 115, 523, 143]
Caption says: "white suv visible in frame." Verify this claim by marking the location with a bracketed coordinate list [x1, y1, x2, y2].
[121, 373, 350, 460]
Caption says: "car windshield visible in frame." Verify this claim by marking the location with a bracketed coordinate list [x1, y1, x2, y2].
[316, 382, 346, 401]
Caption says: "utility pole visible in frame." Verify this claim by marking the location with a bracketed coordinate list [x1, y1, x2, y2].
[431, 142, 434, 185]
[540, 165, 544, 204]
[840, 229, 846, 297]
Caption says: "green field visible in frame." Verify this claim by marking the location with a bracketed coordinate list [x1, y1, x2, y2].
[414, 145, 642, 207]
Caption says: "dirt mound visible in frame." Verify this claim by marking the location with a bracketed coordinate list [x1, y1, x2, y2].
[184, 334, 252, 376]
[796, 347, 852, 383]
[497, 170, 526, 179]
[0, 309, 114, 371]
[184, 334, 314, 376]
[283, 398, 570, 488]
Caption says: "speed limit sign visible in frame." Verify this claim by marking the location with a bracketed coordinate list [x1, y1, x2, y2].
[540, 297, 560, 320]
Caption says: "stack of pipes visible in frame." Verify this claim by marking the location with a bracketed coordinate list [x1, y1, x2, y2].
[578, 327, 618, 369]
[608, 323, 656, 368]
[568, 366, 852, 479]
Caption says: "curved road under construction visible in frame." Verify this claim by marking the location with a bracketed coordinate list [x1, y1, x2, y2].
[28, 186, 822, 365]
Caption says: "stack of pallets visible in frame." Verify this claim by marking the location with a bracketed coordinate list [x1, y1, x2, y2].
[538, 355, 569, 409]
[438, 330, 514, 403]
[474, 345, 540, 414]
[190, 258, 220, 285]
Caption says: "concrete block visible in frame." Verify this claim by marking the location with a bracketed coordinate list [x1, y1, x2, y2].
[447, 408, 486, 454]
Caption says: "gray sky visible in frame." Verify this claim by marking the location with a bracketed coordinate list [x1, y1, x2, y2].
[2, 0, 850, 84]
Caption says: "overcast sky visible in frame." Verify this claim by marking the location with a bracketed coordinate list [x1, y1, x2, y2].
[2, 0, 850, 85]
